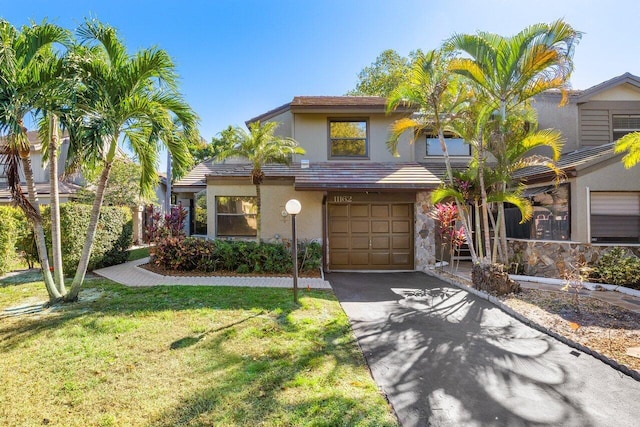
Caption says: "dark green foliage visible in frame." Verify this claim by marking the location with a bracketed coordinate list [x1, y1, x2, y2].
[152, 237, 322, 275]
[0, 207, 18, 275]
[29, 203, 133, 272]
[591, 247, 640, 289]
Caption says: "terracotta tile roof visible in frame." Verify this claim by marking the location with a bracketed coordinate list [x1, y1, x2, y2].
[513, 143, 617, 181]
[195, 161, 460, 191]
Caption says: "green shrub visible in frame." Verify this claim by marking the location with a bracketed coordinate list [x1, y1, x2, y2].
[0, 207, 18, 275]
[58, 203, 133, 272]
[152, 238, 322, 275]
[591, 247, 640, 289]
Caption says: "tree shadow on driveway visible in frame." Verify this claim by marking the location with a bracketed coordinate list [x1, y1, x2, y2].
[328, 272, 640, 427]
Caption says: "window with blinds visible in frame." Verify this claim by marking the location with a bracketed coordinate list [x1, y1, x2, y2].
[590, 192, 640, 243]
[612, 115, 640, 140]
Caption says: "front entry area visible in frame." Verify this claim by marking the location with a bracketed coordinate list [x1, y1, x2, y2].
[327, 193, 414, 270]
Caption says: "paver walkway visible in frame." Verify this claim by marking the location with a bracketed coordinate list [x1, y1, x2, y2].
[328, 272, 640, 427]
[94, 257, 332, 289]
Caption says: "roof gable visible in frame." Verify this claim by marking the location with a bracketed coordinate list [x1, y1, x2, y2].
[576, 72, 640, 103]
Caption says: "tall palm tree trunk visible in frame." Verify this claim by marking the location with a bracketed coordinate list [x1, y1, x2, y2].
[66, 160, 113, 301]
[21, 153, 61, 301]
[48, 114, 66, 292]
[255, 183, 261, 243]
[477, 147, 492, 264]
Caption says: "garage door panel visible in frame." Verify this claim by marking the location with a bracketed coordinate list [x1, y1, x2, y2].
[351, 237, 369, 249]
[371, 205, 390, 217]
[392, 253, 411, 265]
[392, 236, 411, 249]
[351, 220, 369, 233]
[350, 252, 370, 265]
[329, 205, 349, 217]
[331, 252, 350, 265]
[392, 204, 410, 217]
[371, 220, 390, 233]
[371, 252, 390, 265]
[392, 220, 410, 233]
[329, 220, 349, 234]
[351, 204, 369, 217]
[331, 237, 350, 250]
[371, 236, 389, 249]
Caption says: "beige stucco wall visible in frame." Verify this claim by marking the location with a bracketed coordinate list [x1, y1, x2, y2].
[533, 95, 580, 153]
[590, 83, 640, 101]
[289, 113, 414, 163]
[206, 181, 324, 241]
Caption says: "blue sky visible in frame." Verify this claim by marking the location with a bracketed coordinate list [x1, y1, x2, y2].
[3, 0, 640, 168]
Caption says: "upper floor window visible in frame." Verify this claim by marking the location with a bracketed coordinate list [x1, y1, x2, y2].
[612, 114, 640, 140]
[426, 137, 470, 156]
[328, 119, 368, 159]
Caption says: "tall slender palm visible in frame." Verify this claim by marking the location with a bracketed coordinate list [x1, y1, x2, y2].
[448, 19, 580, 263]
[386, 49, 478, 262]
[217, 121, 305, 243]
[63, 19, 197, 301]
[0, 20, 70, 302]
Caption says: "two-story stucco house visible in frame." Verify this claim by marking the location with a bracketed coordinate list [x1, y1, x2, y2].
[173, 96, 460, 272]
[174, 73, 640, 272]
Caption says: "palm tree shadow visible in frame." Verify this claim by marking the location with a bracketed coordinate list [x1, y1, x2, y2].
[336, 273, 596, 426]
[169, 310, 265, 350]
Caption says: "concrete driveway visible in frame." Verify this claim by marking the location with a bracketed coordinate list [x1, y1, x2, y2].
[327, 272, 640, 427]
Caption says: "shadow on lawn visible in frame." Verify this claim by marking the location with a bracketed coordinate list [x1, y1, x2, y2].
[0, 283, 335, 352]
[149, 309, 395, 427]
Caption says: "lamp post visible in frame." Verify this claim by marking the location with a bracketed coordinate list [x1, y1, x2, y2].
[285, 199, 302, 304]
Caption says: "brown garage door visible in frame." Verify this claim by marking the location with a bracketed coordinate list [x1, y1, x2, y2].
[328, 203, 413, 270]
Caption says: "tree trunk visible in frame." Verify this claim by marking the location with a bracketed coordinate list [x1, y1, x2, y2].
[22, 153, 61, 302]
[48, 114, 65, 293]
[477, 144, 492, 264]
[438, 129, 478, 263]
[66, 160, 114, 301]
[255, 183, 261, 243]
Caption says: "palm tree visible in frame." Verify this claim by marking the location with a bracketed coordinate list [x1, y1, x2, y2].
[614, 132, 640, 168]
[447, 19, 580, 263]
[386, 49, 478, 262]
[62, 19, 198, 301]
[217, 121, 305, 243]
[0, 19, 70, 303]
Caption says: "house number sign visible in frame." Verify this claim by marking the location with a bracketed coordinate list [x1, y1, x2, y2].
[333, 195, 352, 203]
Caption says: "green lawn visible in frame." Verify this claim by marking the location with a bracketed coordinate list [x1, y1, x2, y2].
[0, 274, 397, 426]
[127, 246, 151, 261]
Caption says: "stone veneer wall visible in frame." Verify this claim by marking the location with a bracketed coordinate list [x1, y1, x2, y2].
[508, 239, 640, 278]
[415, 191, 436, 271]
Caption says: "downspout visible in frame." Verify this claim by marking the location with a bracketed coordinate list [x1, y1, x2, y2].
[586, 186, 591, 243]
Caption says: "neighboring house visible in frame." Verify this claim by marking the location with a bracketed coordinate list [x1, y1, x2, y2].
[174, 73, 640, 272]
[517, 72, 640, 245]
[0, 131, 83, 205]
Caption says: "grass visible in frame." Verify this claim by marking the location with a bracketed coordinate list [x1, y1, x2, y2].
[127, 246, 150, 261]
[0, 275, 397, 427]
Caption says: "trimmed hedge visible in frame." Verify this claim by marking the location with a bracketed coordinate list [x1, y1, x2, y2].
[57, 203, 133, 272]
[0, 207, 19, 275]
[152, 237, 322, 274]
